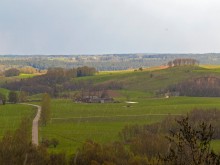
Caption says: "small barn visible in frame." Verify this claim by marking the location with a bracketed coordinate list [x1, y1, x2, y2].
[75, 95, 114, 103]
[165, 91, 180, 98]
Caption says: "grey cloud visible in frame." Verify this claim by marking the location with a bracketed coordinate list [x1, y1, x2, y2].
[0, 0, 220, 54]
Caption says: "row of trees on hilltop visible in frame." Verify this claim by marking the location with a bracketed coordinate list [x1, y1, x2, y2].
[2, 66, 96, 78]
[47, 66, 96, 79]
[3, 66, 40, 77]
[167, 58, 199, 67]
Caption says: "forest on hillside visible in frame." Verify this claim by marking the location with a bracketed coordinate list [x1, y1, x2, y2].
[0, 53, 219, 71]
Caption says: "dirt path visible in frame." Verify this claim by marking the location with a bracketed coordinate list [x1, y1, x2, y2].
[52, 113, 183, 120]
[21, 103, 41, 146]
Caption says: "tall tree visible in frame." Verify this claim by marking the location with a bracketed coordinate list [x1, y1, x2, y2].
[40, 93, 51, 126]
[4, 68, 20, 77]
[8, 91, 18, 103]
[18, 91, 28, 102]
[0, 93, 6, 105]
[160, 117, 220, 165]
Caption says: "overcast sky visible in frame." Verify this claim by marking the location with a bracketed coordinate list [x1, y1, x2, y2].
[0, 0, 220, 55]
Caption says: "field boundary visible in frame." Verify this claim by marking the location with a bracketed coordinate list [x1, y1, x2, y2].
[51, 113, 183, 120]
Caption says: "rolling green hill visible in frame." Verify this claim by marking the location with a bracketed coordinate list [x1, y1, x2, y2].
[73, 66, 219, 95]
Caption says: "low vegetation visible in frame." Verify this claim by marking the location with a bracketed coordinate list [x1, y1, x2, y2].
[1, 108, 219, 164]
[4, 68, 20, 77]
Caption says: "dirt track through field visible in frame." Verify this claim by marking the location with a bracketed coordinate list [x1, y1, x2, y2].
[51, 113, 183, 120]
[21, 103, 41, 146]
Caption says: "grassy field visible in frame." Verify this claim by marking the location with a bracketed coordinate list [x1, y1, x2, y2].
[40, 96, 220, 154]
[0, 104, 36, 138]
[17, 73, 36, 78]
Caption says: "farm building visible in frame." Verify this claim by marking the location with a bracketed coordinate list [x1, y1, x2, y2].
[165, 91, 180, 98]
[75, 95, 114, 103]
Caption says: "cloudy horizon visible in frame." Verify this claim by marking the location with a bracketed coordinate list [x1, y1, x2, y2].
[0, 0, 220, 55]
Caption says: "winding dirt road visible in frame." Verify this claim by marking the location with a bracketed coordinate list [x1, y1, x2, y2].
[21, 103, 41, 146]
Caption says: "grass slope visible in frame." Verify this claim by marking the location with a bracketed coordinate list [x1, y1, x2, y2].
[74, 66, 219, 95]
[0, 104, 36, 138]
[40, 97, 220, 154]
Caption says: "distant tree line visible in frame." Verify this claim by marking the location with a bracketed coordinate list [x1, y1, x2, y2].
[167, 58, 199, 67]
[1, 66, 125, 98]
[19, 66, 39, 74]
[2, 66, 97, 96]
[2, 67, 40, 77]
[0, 93, 6, 105]
[0, 91, 20, 105]
[4, 68, 20, 77]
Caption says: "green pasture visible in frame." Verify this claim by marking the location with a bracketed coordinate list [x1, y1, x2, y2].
[200, 65, 220, 69]
[211, 140, 220, 153]
[0, 104, 36, 138]
[18, 73, 35, 78]
[40, 97, 220, 154]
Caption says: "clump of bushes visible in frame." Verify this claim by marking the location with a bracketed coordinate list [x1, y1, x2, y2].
[41, 138, 59, 148]
[4, 68, 20, 77]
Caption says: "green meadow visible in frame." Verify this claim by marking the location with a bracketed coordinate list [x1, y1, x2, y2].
[2, 65, 220, 155]
[0, 104, 36, 138]
[40, 96, 220, 154]
[17, 73, 36, 78]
